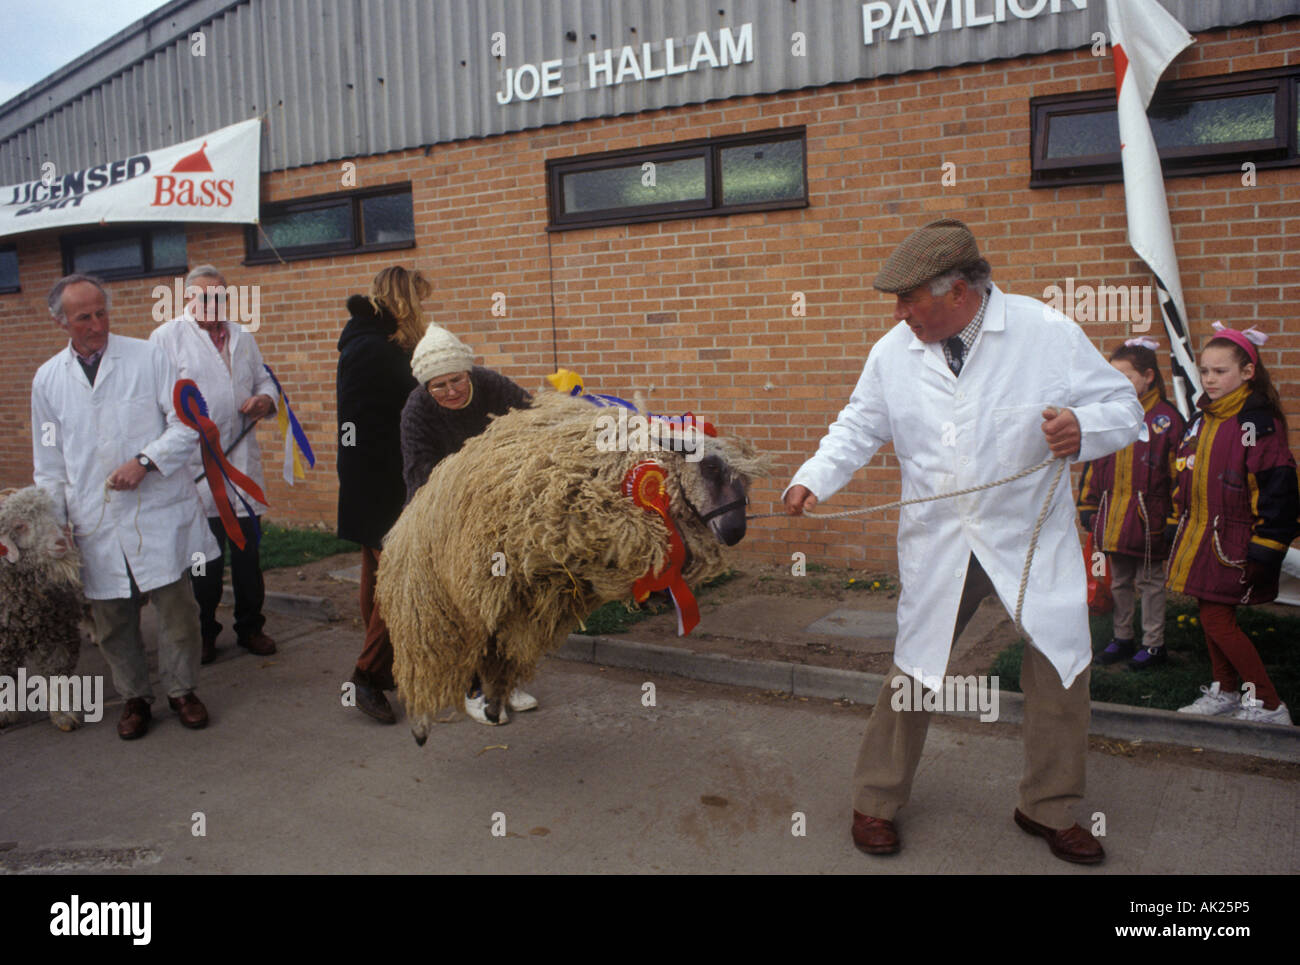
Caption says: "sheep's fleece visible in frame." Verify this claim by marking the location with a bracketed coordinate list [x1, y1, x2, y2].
[377, 391, 769, 720]
[0, 486, 83, 693]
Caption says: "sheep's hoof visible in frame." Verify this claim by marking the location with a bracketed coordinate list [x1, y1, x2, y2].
[485, 697, 504, 724]
[51, 711, 83, 732]
[411, 717, 430, 746]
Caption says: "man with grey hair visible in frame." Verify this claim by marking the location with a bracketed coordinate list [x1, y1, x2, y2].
[32, 274, 218, 739]
[150, 265, 277, 664]
[784, 219, 1143, 864]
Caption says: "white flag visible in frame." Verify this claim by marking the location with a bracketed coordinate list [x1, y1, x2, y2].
[1106, 0, 1201, 414]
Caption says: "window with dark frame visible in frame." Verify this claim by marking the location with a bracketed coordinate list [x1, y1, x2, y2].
[1030, 66, 1299, 187]
[245, 183, 415, 264]
[60, 224, 187, 281]
[547, 128, 807, 230]
[0, 246, 18, 293]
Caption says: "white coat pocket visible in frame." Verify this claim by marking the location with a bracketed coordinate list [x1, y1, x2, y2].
[991, 403, 1051, 472]
[117, 394, 164, 447]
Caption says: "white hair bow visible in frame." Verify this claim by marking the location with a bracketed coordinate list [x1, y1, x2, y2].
[1211, 321, 1268, 346]
[1123, 337, 1160, 350]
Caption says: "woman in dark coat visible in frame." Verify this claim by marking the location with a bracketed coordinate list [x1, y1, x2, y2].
[336, 265, 429, 723]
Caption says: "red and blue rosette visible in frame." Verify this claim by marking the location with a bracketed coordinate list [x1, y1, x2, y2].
[173, 379, 267, 550]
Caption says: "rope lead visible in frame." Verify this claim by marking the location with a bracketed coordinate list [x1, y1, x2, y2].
[750, 453, 1070, 641]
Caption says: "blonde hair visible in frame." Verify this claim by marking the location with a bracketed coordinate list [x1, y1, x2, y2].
[369, 266, 432, 351]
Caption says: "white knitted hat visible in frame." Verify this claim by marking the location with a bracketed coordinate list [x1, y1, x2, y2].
[411, 322, 474, 384]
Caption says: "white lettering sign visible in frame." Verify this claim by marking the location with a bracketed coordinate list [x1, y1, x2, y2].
[495, 24, 754, 105]
[862, 0, 1086, 46]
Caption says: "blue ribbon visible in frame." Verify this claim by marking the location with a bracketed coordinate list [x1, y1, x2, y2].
[263, 363, 316, 468]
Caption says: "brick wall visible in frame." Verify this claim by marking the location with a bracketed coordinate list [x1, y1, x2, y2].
[3, 18, 1297, 574]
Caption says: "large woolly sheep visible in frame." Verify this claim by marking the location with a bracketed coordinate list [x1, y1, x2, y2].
[0, 486, 85, 732]
[377, 391, 769, 743]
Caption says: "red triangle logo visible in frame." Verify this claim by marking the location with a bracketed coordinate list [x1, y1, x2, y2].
[172, 141, 213, 173]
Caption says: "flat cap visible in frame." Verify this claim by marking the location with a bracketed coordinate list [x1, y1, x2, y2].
[873, 218, 982, 293]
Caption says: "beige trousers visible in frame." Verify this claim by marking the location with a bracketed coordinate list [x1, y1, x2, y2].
[1108, 553, 1167, 649]
[90, 572, 202, 702]
[851, 555, 1092, 830]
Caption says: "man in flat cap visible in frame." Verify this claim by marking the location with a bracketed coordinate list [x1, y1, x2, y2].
[784, 219, 1142, 863]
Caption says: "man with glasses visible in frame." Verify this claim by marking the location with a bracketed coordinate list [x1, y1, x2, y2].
[151, 265, 278, 664]
[399, 321, 534, 723]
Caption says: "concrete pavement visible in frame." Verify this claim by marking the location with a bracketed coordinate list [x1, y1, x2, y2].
[2, 608, 1296, 874]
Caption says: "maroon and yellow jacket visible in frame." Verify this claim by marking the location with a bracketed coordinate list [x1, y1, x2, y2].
[1078, 388, 1184, 559]
[1166, 384, 1300, 604]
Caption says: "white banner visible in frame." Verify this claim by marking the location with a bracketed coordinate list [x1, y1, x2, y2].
[1106, 0, 1201, 415]
[0, 118, 262, 238]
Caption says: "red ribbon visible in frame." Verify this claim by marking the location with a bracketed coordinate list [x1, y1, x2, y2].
[622, 460, 700, 636]
[173, 379, 267, 550]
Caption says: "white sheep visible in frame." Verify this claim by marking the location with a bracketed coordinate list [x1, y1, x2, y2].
[377, 392, 769, 743]
[0, 486, 87, 732]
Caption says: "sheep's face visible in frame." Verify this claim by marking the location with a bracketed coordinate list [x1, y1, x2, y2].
[679, 452, 750, 546]
[0, 487, 81, 587]
[674, 436, 772, 548]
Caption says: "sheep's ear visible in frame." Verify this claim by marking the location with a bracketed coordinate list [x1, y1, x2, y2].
[0, 537, 17, 564]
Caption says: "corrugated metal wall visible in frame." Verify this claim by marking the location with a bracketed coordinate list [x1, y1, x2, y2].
[1, 0, 1296, 182]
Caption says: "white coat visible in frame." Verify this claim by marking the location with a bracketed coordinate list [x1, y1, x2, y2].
[149, 312, 277, 518]
[787, 284, 1143, 688]
[31, 334, 220, 600]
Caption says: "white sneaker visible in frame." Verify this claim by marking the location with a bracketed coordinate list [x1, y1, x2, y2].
[507, 688, 538, 712]
[1177, 682, 1240, 716]
[1233, 698, 1293, 726]
[464, 691, 509, 726]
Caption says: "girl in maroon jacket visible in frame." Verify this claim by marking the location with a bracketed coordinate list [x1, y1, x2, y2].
[1078, 339, 1184, 669]
[1169, 325, 1299, 725]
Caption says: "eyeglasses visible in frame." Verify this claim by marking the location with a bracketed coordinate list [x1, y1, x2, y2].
[193, 292, 227, 314]
[428, 373, 469, 396]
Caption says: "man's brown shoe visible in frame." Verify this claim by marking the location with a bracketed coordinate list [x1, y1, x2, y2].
[117, 698, 152, 740]
[168, 692, 209, 729]
[201, 633, 218, 665]
[237, 631, 276, 656]
[851, 810, 900, 854]
[1014, 809, 1104, 864]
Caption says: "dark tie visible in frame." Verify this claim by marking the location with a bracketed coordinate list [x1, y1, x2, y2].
[78, 355, 101, 386]
[945, 336, 965, 376]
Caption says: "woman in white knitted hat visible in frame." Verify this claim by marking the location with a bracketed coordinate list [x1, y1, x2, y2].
[400, 321, 534, 724]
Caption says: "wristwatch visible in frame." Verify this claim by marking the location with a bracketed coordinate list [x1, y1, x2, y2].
[135, 453, 155, 471]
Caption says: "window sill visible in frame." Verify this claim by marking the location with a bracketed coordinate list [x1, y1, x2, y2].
[243, 239, 415, 266]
